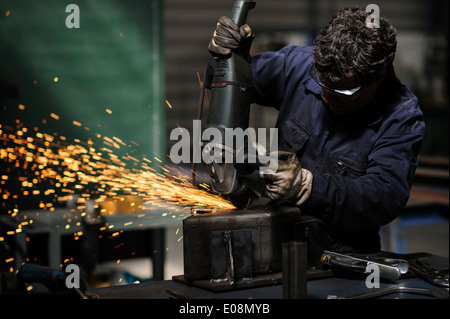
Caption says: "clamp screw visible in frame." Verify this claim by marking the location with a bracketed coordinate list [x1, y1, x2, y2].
[320, 254, 330, 263]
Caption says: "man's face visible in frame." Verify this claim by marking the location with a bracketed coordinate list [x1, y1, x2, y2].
[319, 70, 386, 115]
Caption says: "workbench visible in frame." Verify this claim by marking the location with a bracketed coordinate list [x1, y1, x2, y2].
[87, 274, 444, 299]
[88, 253, 448, 300]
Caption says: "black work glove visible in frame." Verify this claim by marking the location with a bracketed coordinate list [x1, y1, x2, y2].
[263, 151, 313, 205]
[208, 16, 253, 57]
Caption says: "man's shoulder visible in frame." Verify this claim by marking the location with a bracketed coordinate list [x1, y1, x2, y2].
[275, 45, 314, 75]
[382, 84, 424, 134]
[282, 45, 314, 58]
[389, 82, 421, 117]
[381, 68, 421, 115]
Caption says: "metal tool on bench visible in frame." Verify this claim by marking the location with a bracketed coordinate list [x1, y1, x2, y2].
[409, 258, 449, 287]
[282, 241, 307, 299]
[0, 262, 98, 299]
[18, 263, 91, 299]
[320, 250, 409, 281]
[327, 285, 449, 299]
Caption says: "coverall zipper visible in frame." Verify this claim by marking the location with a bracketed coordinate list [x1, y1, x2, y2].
[337, 160, 366, 175]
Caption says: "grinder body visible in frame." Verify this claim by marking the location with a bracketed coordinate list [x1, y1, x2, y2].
[203, 0, 256, 196]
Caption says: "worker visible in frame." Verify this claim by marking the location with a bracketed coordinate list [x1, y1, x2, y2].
[206, 7, 425, 253]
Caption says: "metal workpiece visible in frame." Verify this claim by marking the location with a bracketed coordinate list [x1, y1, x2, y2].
[182, 207, 302, 283]
[320, 250, 409, 281]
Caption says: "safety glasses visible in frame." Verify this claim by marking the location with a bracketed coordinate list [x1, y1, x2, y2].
[309, 64, 362, 97]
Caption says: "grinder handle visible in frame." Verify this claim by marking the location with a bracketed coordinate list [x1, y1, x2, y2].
[230, 0, 256, 27]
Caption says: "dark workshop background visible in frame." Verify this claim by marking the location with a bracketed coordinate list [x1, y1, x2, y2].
[0, 0, 448, 282]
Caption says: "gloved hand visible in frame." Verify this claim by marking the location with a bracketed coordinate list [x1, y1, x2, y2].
[208, 16, 253, 56]
[263, 151, 313, 205]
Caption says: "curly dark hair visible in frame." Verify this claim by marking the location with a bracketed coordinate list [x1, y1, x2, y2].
[313, 7, 397, 86]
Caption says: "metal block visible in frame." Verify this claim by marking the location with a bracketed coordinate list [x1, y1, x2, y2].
[282, 241, 307, 299]
[183, 206, 302, 282]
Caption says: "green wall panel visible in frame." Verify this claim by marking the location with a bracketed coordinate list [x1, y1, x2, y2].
[0, 0, 165, 159]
